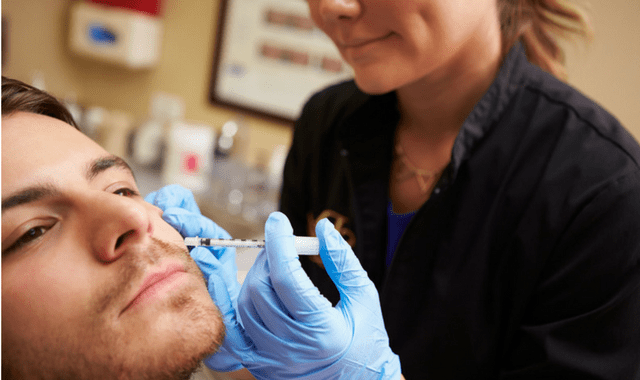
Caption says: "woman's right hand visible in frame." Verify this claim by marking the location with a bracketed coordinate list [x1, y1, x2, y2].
[235, 212, 402, 379]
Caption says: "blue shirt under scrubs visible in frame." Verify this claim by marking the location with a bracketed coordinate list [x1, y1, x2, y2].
[386, 200, 416, 267]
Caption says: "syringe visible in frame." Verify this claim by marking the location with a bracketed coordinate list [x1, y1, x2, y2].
[184, 236, 320, 255]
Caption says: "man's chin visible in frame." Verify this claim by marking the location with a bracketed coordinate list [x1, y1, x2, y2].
[114, 293, 224, 380]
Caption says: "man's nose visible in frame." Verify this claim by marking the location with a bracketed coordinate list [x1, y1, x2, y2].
[78, 191, 152, 263]
[316, 0, 361, 23]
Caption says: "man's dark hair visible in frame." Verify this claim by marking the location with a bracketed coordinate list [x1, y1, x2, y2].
[1, 76, 79, 129]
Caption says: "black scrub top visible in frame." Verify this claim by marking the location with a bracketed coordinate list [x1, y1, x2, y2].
[280, 43, 640, 379]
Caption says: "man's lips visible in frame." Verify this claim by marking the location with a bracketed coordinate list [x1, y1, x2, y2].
[121, 263, 187, 314]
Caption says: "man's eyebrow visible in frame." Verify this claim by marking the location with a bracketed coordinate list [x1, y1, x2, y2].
[1, 157, 135, 214]
[86, 156, 135, 181]
[2, 184, 61, 214]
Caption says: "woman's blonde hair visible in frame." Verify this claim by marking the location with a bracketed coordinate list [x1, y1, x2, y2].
[499, 0, 593, 80]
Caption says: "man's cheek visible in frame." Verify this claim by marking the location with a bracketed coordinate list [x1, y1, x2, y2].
[154, 216, 187, 248]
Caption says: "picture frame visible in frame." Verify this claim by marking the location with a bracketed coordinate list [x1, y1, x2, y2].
[209, 0, 353, 124]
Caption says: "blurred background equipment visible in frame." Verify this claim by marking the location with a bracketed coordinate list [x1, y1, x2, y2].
[131, 92, 185, 168]
[163, 121, 216, 194]
[69, 0, 163, 69]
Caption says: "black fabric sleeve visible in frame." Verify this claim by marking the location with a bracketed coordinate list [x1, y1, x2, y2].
[502, 170, 640, 379]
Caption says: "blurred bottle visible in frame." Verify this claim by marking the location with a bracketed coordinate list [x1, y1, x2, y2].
[130, 92, 184, 170]
[214, 119, 241, 159]
[83, 106, 108, 142]
[102, 109, 134, 158]
[267, 144, 288, 191]
[63, 92, 85, 130]
[242, 150, 269, 224]
[210, 118, 249, 212]
[80, 106, 133, 158]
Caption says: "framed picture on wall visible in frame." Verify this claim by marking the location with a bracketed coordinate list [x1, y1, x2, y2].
[209, 0, 353, 124]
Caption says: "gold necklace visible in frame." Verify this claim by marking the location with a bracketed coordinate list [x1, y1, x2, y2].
[394, 143, 443, 194]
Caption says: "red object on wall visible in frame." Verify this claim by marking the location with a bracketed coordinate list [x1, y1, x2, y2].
[89, 0, 162, 16]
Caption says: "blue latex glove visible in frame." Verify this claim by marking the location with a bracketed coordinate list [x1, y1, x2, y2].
[145, 185, 243, 372]
[235, 212, 402, 379]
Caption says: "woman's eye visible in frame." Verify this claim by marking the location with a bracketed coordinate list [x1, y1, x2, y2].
[5, 226, 49, 254]
[113, 187, 139, 197]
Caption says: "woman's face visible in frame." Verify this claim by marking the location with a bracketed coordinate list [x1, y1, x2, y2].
[306, 0, 502, 94]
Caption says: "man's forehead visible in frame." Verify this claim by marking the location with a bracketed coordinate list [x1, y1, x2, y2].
[2, 111, 83, 136]
[2, 111, 93, 152]
[2, 112, 118, 195]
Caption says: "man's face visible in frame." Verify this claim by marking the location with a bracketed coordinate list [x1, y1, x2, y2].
[2, 112, 223, 379]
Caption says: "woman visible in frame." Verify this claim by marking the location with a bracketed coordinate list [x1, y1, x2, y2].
[277, 0, 640, 378]
[148, 0, 639, 378]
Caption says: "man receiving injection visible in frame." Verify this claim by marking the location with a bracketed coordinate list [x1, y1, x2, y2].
[2, 76, 403, 379]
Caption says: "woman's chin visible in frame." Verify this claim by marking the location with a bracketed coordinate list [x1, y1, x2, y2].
[353, 75, 396, 95]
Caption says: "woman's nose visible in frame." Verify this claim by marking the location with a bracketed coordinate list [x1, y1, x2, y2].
[79, 191, 152, 263]
[313, 0, 362, 23]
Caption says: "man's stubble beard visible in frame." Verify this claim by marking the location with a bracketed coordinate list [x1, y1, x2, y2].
[2, 237, 225, 380]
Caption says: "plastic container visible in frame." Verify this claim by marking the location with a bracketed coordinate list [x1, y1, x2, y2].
[69, 1, 162, 68]
[163, 122, 215, 194]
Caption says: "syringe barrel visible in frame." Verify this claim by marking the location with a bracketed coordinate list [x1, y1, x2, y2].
[293, 236, 320, 255]
[184, 236, 320, 255]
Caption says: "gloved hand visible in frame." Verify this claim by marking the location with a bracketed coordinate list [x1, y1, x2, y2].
[145, 185, 243, 372]
[235, 212, 402, 379]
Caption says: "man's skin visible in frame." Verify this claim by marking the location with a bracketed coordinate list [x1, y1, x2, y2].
[2, 111, 224, 379]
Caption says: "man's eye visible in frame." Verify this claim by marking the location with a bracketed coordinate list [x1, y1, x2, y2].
[4, 226, 49, 254]
[113, 188, 139, 197]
